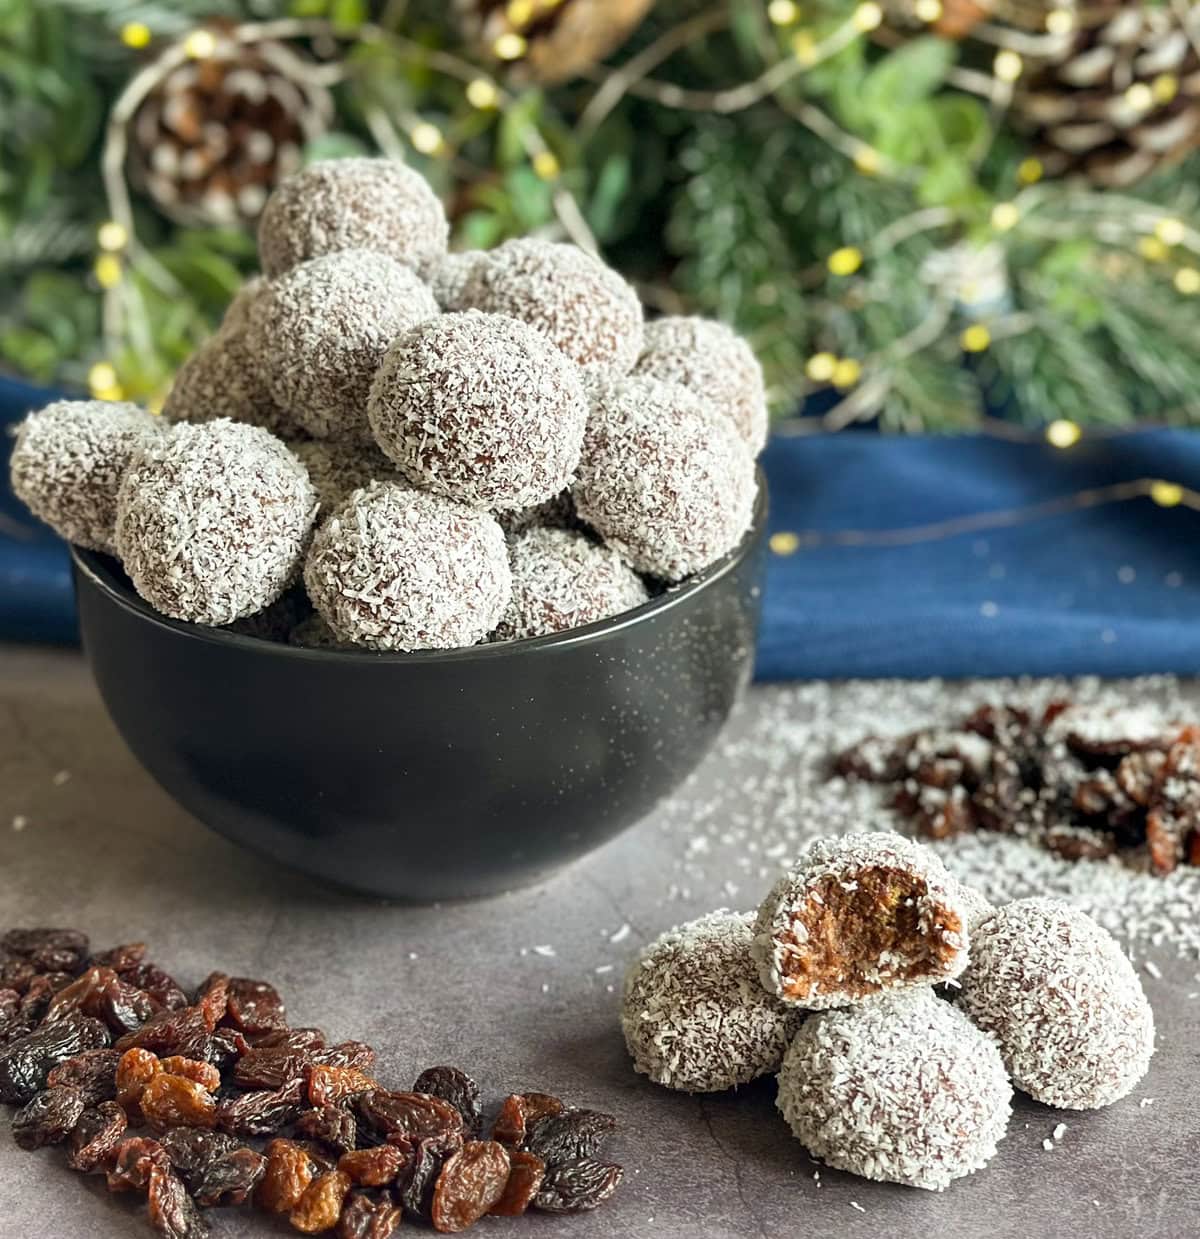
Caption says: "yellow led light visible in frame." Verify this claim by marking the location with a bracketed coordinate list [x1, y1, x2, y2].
[1151, 480, 1184, 508]
[146, 393, 166, 416]
[183, 29, 217, 59]
[854, 147, 880, 175]
[1138, 236, 1169, 262]
[1018, 157, 1044, 185]
[767, 0, 799, 24]
[1174, 267, 1200, 295]
[854, 2, 884, 32]
[97, 221, 129, 252]
[1045, 8, 1074, 34]
[121, 22, 152, 49]
[410, 123, 444, 155]
[506, 0, 536, 25]
[961, 324, 991, 353]
[466, 78, 499, 109]
[994, 50, 1023, 83]
[805, 352, 837, 382]
[93, 254, 122, 289]
[532, 150, 560, 180]
[1155, 217, 1186, 246]
[914, 0, 942, 21]
[832, 358, 862, 388]
[1124, 82, 1154, 112]
[1045, 418, 1082, 448]
[827, 246, 863, 276]
[87, 363, 119, 398]
[493, 32, 527, 60]
[791, 31, 817, 64]
[991, 202, 1020, 232]
[1153, 73, 1179, 104]
[769, 531, 801, 555]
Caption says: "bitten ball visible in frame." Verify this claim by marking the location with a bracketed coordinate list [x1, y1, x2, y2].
[573, 376, 756, 582]
[257, 158, 449, 279]
[9, 399, 163, 555]
[492, 527, 649, 642]
[955, 897, 1155, 1109]
[459, 239, 643, 376]
[777, 990, 1013, 1191]
[634, 316, 768, 454]
[303, 481, 511, 651]
[621, 911, 804, 1093]
[368, 310, 588, 512]
[115, 419, 317, 625]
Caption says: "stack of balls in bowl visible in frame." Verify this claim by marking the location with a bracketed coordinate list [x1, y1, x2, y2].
[9, 158, 765, 652]
[621, 832, 1156, 1192]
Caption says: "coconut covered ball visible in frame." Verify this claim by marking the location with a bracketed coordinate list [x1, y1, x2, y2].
[955, 897, 1154, 1109]
[9, 400, 163, 555]
[777, 990, 1012, 1191]
[290, 438, 405, 515]
[492, 527, 649, 642]
[257, 158, 449, 279]
[429, 251, 484, 311]
[304, 481, 511, 651]
[496, 490, 577, 539]
[368, 310, 588, 512]
[751, 833, 970, 1010]
[251, 249, 438, 441]
[459, 239, 643, 376]
[621, 911, 804, 1093]
[116, 420, 316, 625]
[634, 316, 768, 454]
[573, 376, 756, 582]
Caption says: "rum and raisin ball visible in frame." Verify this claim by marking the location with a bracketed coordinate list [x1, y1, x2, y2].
[459, 239, 643, 376]
[250, 249, 437, 441]
[367, 310, 588, 512]
[115, 419, 317, 625]
[573, 376, 756, 582]
[257, 158, 449, 279]
[429, 251, 484, 311]
[492, 527, 649, 642]
[303, 481, 511, 651]
[634, 316, 768, 454]
[955, 897, 1155, 1109]
[621, 911, 804, 1093]
[777, 990, 1012, 1191]
[9, 399, 163, 555]
[290, 439, 405, 515]
[751, 833, 970, 1010]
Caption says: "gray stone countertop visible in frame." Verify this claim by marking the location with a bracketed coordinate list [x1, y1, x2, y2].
[1, 648, 1196, 1239]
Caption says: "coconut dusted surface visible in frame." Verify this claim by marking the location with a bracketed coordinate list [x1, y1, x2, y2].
[573, 376, 756, 582]
[368, 309, 588, 512]
[251, 248, 438, 440]
[303, 480, 510, 651]
[256, 158, 448, 279]
[493, 527, 649, 643]
[956, 898, 1155, 1110]
[621, 910, 803, 1094]
[430, 251, 484, 310]
[8, 400, 162, 555]
[751, 832, 970, 1009]
[460, 238, 643, 376]
[634, 317, 768, 455]
[289, 437, 405, 514]
[777, 990, 1013, 1191]
[115, 419, 317, 625]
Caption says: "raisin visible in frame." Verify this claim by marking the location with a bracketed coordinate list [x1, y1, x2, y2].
[41, 966, 115, 1023]
[18, 972, 75, 1023]
[256, 1139, 317, 1213]
[141, 1073, 218, 1131]
[289, 1169, 352, 1234]
[834, 734, 911, 782]
[491, 1092, 564, 1147]
[116, 1046, 161, 1116]
[1116, 750, 1167, 807]
[337, 1145, 405, 1187]
[0, 1011, 109, 1104]
[193, 973, 230, 1030]
[1044, 825, 1118, 862]
[12, 1084, 87, 1149]
[0, 957, 36, 993]
[337, 1189, 403, 1239]
[107, 1135, 172, 1193]
[525, 1109, 616, 1167]
[157, 1127, 242, 1190]
[355, 1090, 463, 1148]
[533, 1158, 623, 1213]
[159, 1056, 221, 1091]
[3, 928, 90, 971]
[217, 1076, 304, 1136]
[225, 977, 287, 1034]
[0, 987, 19, 1032]
[295, 1106, 357, 1156]
[98, 976, 160, 1036]
[251, 1027, 328, 1052]
[208, 1027, 250, 1072]
[912, 785, 974, 840]
[295, 1140, 339, 1174]
[47, 1048, 121, 1103]
[398, 1138, 449, 1224]
[413, 1066, 482, 1138]
[235, 1047, 311, 1090]
[147, 1164, 210, 1238]
[90, 942, 148, 973]
[308, 1063, 378, 1106]
[67, 1100, 128, 1172]
[315, 1041, 376, 1074]
[1147, 807, 1187, 875]
[192, 1146, 268, 1206]
[430, 1140, 510, 1233]
[115, 1005, 210, 1060]
[125, 963, 189, 1011]
[488, 1149, 545, 1217]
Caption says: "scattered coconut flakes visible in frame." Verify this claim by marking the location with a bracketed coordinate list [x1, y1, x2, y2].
[1053, 1123, 1067, 1141]
[532, 944, 556, 957]
[12, 815, 28, 832]
[1139, 1097, 1156, 1107]
[1042, 1139, 1055, 1152]
[609, 924, 631, 944]
[52, 770, 71, 786]
[849, 1202, 866, 1213]
[1144, 960, 1163, 979]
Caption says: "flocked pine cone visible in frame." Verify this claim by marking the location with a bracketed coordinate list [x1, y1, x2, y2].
[454, 0, 656, 84]
[128, 27, 333, 227]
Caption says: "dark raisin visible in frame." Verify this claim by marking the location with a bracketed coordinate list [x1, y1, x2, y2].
[125, 962, 189, 1011]
[66, 1100, 128, 1172]
[430, 1140, 510, 1233]
[146, 1164, 210, 1238]
[207, 1026, 250, 1072]
[834, 734, 911, 782]
[337, 1189, 403, 1239]
[0, 989, 24, 1045]
[308, 1063, 377, 1106]
[355, 1090, 463, 1150]
[107, 1135, 172, 1193]
[295, 1140, 339, 1174]
[18, 972, 75, 1023]
[216, 1076, 304, 1136]
[234, 1047, 311, 1090]
[398, 1138, 449, 1224]
[97, 975, 160, 1036]
[192, 1146, 267, 1206]
[533, 1158, 623, 1213]
[193, 973, 230, 1030]
[0, 1012, 110, 1104]
[492, 1091, 564, 1147]
[90, 942, 148, 973]
[3, 928, 90, 973]
[157, 1127, 242, 1191]
[489, 1149, 545, 1216]
[159, 1056, 221, 1091]
[256, 1138, 317, 1213]
[525, 1109, 617, 1167]
[12, 1084, 87, 1149]
[115, 1005, 210, 1060]
[315, 1040, 376, 1074]
[0, 957, 37, 993]
[46, 1047, 121, 1103]
[413, 1066, 482, 1137]
[250, 1027, 327, 1052]
[289, 1169, 352, 1234]
[116, 1046, 161, 1116]
[224, 977, 287, 1033]
[1044, 825, 1118, 862]
[1116, 750, 1167, 807]
[338, 1145, 405, 1187]
[295, 1105, 358, 1156]
[911, 784, 974, 840]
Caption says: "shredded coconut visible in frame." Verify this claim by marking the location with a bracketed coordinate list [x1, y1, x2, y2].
[429, 250, 484, 311]
[289, 438, 405, 515]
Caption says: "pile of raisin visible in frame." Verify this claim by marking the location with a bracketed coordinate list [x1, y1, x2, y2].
[835, 703, 1200, 875]
[0, 928, 623, 1236]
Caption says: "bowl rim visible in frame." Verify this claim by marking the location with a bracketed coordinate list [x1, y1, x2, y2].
[71, 469, 768, 664]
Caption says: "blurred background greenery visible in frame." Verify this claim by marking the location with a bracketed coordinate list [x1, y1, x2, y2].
[3, 0, 1200, 432]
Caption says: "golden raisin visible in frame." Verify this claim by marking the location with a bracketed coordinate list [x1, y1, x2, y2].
[307, 1064, 378, 1106]
[140, 1073, 217, 1132]
[159, 1056, 221, 1092]
[289, 1169, 352, 1233]
[337, 1145, 404, 1187]
[115, 1047, 160, 1118]
[256, 1139, 316, 1214]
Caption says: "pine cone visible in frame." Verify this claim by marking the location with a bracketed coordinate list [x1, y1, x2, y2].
[129, 29, 333, 227]
[455, 0, 656, 84]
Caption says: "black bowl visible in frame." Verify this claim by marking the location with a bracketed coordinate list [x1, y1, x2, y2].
[71, 479, 767, 900]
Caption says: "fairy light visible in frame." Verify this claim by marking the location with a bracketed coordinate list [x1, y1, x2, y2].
[1045, 9, 1074, 34]
[791, 32, 817, 64]
[991, 202, 1020, 232]
[961, 324, 991, 353]
[1153, 74, 1179, 104]
[493, 32, 528, 60]
[532, 150, 561, 180]
[93, 254, 122, 289]
[805, 352, 837, 382]
[832, 358, 862, 388]
[97, 221, 128, 252]
[853, 3, 884, 32]
[506, 0, 536, 25]
[994, 51, 1023, 83]
[914, 0, 942, 21]
[769, 531, 801, 555]
[410, 123, 444, 156]
[767, 0, 800, 24]
[1174, 267, 1200, 295]
[1045, 419, 1082, 449]
[1151, 480, 1184, 508]
[1018, 157, 1044, 185]
[466, 78, 499, 109]
[1124, 82, 1154, 113]
[121, 22, 152, 50]
[1138, 236, 1169, 262]
[1155, 217, 1186, 246]
[827, 246, 863, 276]
[88, 363, 124, 402]
[183, 29, 218, 60]
[854, 147, 880, 175]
